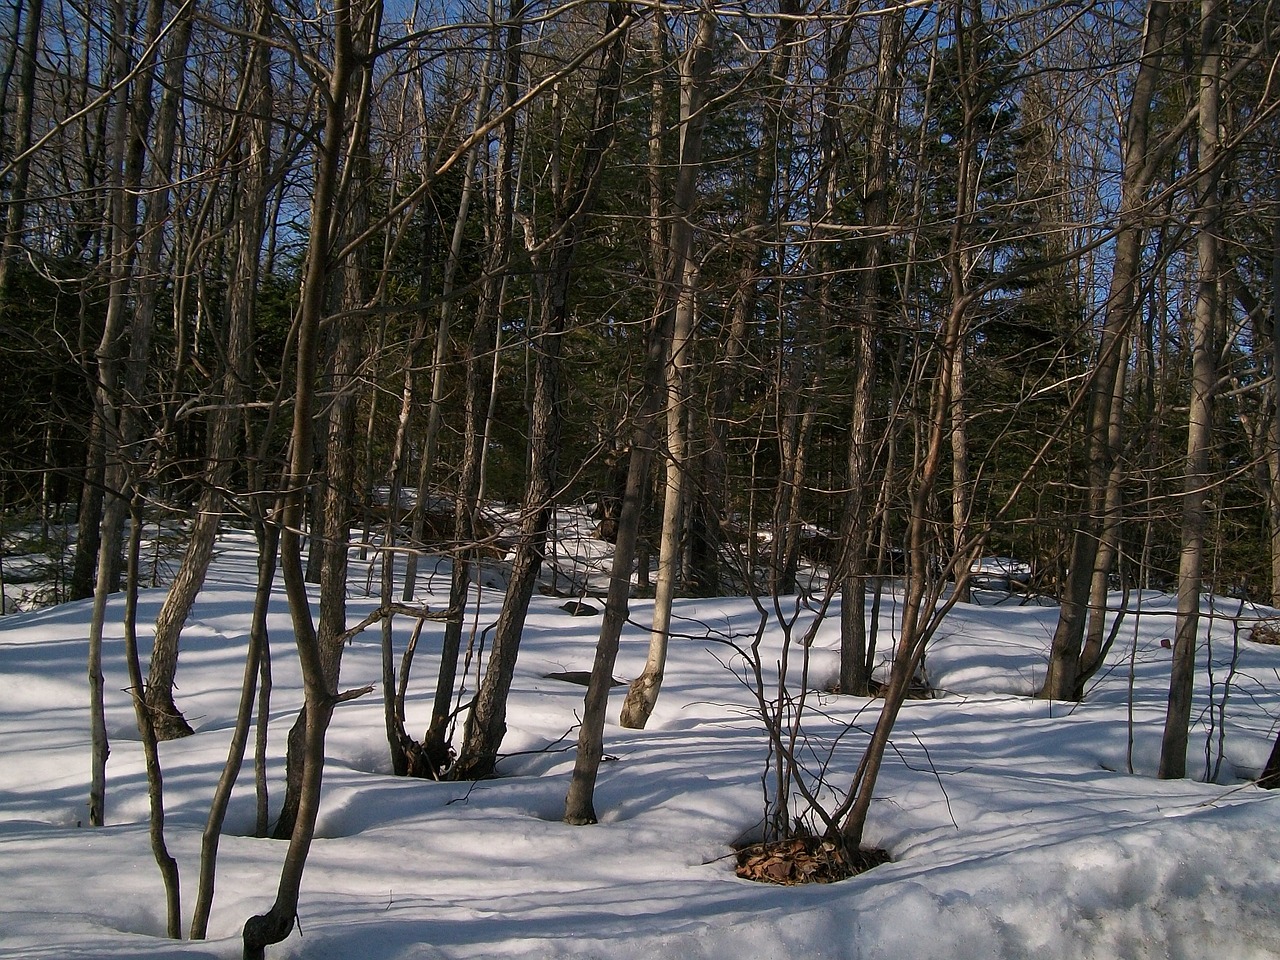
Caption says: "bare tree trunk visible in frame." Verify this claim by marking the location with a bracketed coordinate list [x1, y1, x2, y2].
[1270, 214, 1280, 604]
[693, 0, 800, 598]
[564, 8, 716, 822]
[944, 0, 983, 606]
[620, 257, 696, 730]
[381, 205, 436, 777]
[1040, 0, 1170, 700]
[191, 510, 276, 937]
[830, 0, 990, 849]
[421, 0, 523, 768]
[1081, 341, 1131, 679]
[136, 5, 226, 741]
[563, 393, 658, 824]
[618, 16, 714, 728]
[452, 2, 632, 776]
[86, 0, 168, 828]
[120, 495, 181, 937]
[273, 59, 375, 837]
[402, 2, 499, 603]
[835, 297, 969, 852]
[241, 0, 380, 952]
[841, 5, 903, 694]
[1160, 0, 1221, 780]
[0, 0, 43, 300]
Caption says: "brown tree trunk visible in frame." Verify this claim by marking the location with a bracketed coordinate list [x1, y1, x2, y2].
[452, 2, 631, 776]
[840, 5, 903, 694]
[401, 2, 498, 603]
[0, 0, 43, 300]
[564, 9, 720, 831]
[1040, 0, 1171, 700]
[85, 0, 168, 828]
[121, 496, 181, 937]
[1159, 0, 1221, 780]
[421, 0, 524, 769]
[138, 7, 225, 741]
[693, 0, 800, 599]
[242, 0, 380, 952]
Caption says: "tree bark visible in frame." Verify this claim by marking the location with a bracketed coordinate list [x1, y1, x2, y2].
[121, 496, 181, 938]
[0, 0, 44, 300]
[1040, 0, 1171, 700]
[453, 2, 632, 776]
[563, 8, 717, 822]
[840, 4, 903, 695]
[422, 0, 524, 769]
[1159, 0, 1220, 780]
[141, 5, 232, 741]
[618, 15, 714, 728]
[402, 1, 498, 602]
[241, 0, 379, 951]
[85, 0, 168, 828]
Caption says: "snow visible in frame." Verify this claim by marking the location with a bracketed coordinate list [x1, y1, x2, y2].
[3, 526, 1280, 959]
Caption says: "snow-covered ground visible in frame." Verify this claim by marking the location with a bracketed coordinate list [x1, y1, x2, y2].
[3, 525, 1280, 959]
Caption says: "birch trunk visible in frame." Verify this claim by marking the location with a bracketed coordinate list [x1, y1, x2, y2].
[618, 7, 714, 731]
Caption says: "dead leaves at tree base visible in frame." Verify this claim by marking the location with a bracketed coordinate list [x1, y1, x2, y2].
[734, 836, 890, 885]
[1248, 620, 1280, 645]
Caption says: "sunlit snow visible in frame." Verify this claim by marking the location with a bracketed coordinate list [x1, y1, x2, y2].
[3, 524, 1280, 959]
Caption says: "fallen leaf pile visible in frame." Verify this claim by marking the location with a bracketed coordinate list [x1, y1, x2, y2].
[734, 837, 888, 885]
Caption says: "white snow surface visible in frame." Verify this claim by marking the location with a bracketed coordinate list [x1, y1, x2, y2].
[3, 527, 1280, 959]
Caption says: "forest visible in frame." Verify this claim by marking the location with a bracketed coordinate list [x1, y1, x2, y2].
[1, 0, 1280, 954]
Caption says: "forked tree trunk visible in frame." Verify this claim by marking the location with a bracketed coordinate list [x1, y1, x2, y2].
[241, 0, 379, 953]
[273, 82, 374, 838]
[835, 294, 971, 852]
[1040, 0, 1170, 701]
[452, 3, 631, 776]
[402, 4, 497, 603]
[1081, 344, 1130, 680]
[422, 0, 523, 769]
[381, 207, 436, 777]
[191, 509, 277, 938]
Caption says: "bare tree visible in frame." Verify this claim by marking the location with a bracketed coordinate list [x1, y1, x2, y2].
[85, 0, 170, 828]
[1159, 0, 1222, 780]
[618, 3, 719, 730]
[0, 0, 44, 300]
[241, 0, 382, 952]
[421, 0, 525, 770]
[1040, 0, 1172, 701]
[838, 2, 903, 696]
[565, 6, 717, 822]
[452, 2, 633, 776]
